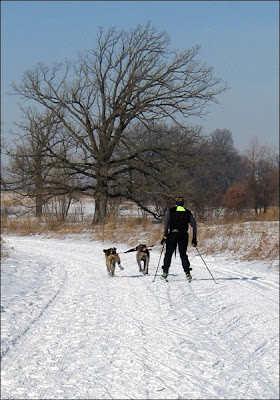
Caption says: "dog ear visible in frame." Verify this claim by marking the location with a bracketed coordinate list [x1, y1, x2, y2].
[103, 249, 110, 255]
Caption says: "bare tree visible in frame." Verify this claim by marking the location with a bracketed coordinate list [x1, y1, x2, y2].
[246, 138, 279, 213]
[3, 109, 64, 217]
[11, 23, 227, 223]
[202, 130, 246, 207]
[116, 122, 206, 218]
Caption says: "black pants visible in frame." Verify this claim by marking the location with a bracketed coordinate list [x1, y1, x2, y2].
[163, 232, 191, 274]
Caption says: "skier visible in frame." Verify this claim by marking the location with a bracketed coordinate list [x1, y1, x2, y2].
[160, 196, 197, 281]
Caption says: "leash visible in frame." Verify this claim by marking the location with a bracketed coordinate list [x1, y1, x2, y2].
[122, 243, 157, 254]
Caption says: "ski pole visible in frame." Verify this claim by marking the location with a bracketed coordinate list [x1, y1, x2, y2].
[195, 247, 218, 284]
[152, 244, 165, 282]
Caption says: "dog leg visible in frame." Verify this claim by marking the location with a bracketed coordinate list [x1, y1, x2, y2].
[145, 260, 149, 274]
[111, 263, 115, 276]
[106, 263, 111, 275]
[137, 260, 142, 273]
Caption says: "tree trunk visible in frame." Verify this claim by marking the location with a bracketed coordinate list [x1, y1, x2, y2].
[92, 194, 108, 224]
[35, 174, 43, 218]
[35, 195, 43, 218]
[92, 168, 108, 224]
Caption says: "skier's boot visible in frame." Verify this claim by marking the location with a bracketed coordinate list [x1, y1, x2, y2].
[161, 271, 168, 280]
[186, 272, 192, 282]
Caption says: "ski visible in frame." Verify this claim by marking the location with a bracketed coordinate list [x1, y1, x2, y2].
[154, 274, 193, 283]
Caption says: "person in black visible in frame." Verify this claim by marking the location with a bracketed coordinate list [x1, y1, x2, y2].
[160, 197, 197, 280]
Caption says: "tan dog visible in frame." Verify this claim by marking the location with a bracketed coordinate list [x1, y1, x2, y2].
[124, 244, 150, 275]
[103, 248, 123, 276]
[136, 244, 150, 275]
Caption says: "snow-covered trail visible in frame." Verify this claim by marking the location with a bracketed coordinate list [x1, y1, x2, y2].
[1, 235, 279, 400]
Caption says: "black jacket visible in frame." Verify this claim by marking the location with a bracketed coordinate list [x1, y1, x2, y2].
[163, 206, 197, 238]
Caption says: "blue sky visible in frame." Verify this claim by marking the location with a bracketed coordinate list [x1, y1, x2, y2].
[1, 0, 279, 152]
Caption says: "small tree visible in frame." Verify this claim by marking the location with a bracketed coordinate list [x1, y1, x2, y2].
[222, 180, 252, 214]
[4, 109, 62, 217]
[189, 129, 247, 214]
[246, 138, 279, 213]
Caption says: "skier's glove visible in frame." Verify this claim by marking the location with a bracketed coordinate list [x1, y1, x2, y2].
[192, 238, 197, 247]
[161, 236, 167, 245]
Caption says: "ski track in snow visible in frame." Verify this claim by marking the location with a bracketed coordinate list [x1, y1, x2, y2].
[1, 235, 279, 400]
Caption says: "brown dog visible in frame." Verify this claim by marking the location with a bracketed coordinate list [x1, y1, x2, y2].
[124, 244, 150, 275]
[103, 248, 123, 276]
[136, 244, 150, 275]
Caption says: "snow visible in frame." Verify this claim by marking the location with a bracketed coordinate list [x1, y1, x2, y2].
[1, 234, 279, 399]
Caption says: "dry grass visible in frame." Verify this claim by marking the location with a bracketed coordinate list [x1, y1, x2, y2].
[205, 206, 279, 225]
[198, 221, 279, 266]
[1, 204, 279, 266]
[1, 215, 88, 237]
[86, 217, 162, 246]
[1, 214, 162, 246]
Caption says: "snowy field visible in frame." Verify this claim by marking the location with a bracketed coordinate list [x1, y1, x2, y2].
[1, 234, 279, 400]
